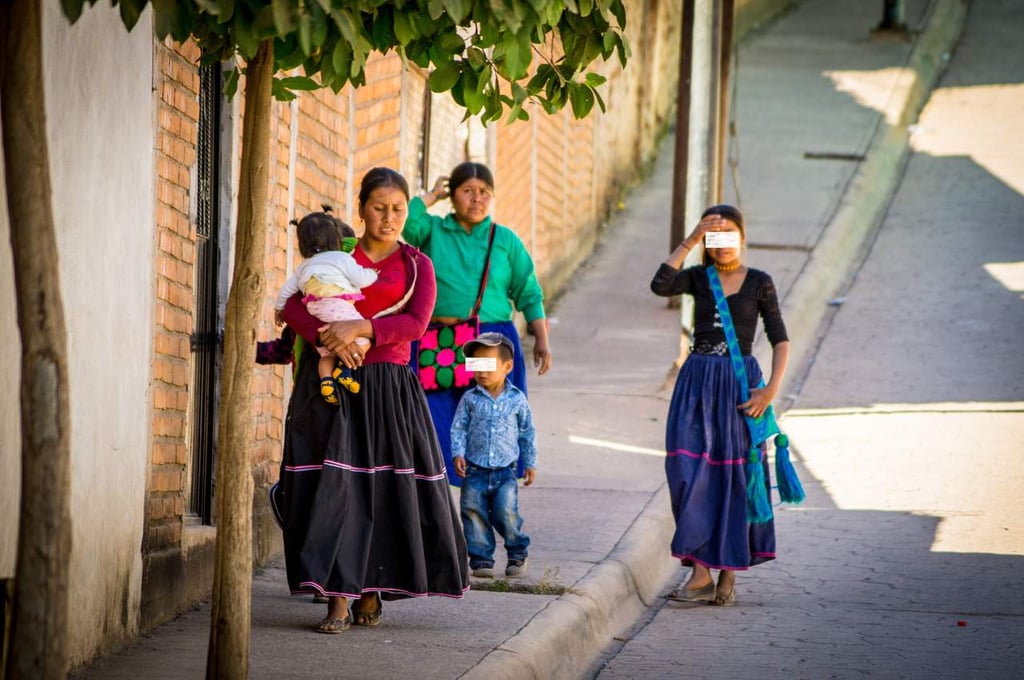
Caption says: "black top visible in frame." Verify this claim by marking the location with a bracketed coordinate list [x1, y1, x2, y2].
[650, 264, 789, 355]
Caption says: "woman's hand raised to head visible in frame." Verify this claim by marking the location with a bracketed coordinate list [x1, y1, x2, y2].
[430, 176, 449, 200]
[666, 214, 729, 268]
[421, 176, 450, 207]
[687, 214, 729, 245]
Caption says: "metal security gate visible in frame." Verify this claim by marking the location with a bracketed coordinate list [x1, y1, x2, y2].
[188, 64, 223, 524]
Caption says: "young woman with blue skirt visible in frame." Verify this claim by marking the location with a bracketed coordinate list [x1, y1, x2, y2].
[650, 205, 790, 606]
[404, 162, 552, 486]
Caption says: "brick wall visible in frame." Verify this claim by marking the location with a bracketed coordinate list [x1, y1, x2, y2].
[352, 54, 404, 189]
[149, 39, 200, 556]
[144, 2, 683, 627]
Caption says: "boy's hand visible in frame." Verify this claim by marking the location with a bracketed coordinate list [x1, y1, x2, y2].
[453, 456, 467, 478]
[522, 468, 536, 486]
[274, 309, 284, 327]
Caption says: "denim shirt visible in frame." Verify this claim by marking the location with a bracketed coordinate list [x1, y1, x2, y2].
[451, 381, 537, 470]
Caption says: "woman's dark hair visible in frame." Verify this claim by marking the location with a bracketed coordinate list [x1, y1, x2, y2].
[291, 204, 351, 258]
[358, 167, 410, 207]
[448, 162, 495, 193]
[700, 204, 745, 266]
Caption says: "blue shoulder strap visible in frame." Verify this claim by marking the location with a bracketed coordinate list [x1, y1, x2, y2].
[707, 267, 804, 508]
[707, 265, 778, 522]
[706, 265, 752, 402]
[706, 266, 780, 445]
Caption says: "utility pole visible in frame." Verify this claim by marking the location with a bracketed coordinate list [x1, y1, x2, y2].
[716, 0, 736, 202]
[669, 0, 696, 259]
[672, 0, 729, 334]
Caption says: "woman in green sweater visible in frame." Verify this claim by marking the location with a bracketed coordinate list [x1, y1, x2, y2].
[405, 162, 552, 486]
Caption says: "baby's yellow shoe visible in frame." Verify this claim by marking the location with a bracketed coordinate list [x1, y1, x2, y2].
[332, 366, 361, 394]
[319, 377, 339, 405]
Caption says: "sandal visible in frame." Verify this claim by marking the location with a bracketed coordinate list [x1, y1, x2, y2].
[352, 593, 383, 627]
[315, 614, 351, 634]
[712, 588, 736, 606]
[315, 602, 352, 630]
[713, 572, 736, 606]
[665, 581, 715, 602]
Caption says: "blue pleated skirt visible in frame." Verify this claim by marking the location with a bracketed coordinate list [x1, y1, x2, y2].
[412, 320, 528, 487]
[665, 353, 776, 570]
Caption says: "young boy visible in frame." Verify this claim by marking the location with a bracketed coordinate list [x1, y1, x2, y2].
[450, 332, 537, 578]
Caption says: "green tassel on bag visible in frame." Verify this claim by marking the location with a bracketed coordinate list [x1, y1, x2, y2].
[745, 447, 774, 524]
[773, 434, 806, 504]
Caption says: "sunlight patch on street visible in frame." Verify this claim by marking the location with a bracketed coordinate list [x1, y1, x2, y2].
[984, 261, 1024, 299]
[782, 408, 1024, 556]
[824, 66, 916, 125]
[568, 435, 664, 457]
[909, 84, 1024, 194]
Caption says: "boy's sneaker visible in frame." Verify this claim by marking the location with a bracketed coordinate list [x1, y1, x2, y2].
[471, 564, 495, 578]
[505, 558, 528, 578]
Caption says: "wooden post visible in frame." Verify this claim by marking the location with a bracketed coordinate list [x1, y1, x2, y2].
[205, 39, 274, 680]
[670, 0, 697, 255]
[1, 0, 73, 677]
[716, 0, 736, 202]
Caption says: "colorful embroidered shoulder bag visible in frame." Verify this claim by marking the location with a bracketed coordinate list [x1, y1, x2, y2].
[417, 223, 497, 392]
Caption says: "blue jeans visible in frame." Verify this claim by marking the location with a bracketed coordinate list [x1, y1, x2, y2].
[460, 464, 530, 568]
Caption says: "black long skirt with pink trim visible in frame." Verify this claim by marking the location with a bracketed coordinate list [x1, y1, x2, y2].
[279, 353, 470, 600]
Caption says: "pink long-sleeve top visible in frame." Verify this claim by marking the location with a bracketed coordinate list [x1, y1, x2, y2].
[282, 242, 436, 366]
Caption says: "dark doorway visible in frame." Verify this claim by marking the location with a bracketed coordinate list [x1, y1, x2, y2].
[188, 63, 223, 524]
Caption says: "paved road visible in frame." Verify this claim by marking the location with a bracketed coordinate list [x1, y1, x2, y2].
[593, 1, 1024, 678]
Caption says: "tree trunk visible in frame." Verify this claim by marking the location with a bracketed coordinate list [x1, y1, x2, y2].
[205, 39, 274, 679]
[1, 0, 73, 678]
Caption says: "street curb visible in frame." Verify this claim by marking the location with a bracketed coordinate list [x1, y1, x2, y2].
[776, 0, 968, 403]
[462, 487, 678, 680]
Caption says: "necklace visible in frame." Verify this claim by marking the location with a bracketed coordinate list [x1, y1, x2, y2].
[714, 259, 742, 273]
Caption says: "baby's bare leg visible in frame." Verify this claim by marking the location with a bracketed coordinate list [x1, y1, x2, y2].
[318, 354, 336, 380]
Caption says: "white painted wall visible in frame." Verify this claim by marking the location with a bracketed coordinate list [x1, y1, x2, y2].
[43, 1, 155, 664]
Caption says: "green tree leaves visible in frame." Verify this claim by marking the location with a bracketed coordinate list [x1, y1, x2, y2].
[62, 1, 630, 122]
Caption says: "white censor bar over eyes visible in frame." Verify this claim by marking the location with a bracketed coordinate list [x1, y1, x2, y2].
[465, 357, 497, 372]
[705, 231, 740, 249]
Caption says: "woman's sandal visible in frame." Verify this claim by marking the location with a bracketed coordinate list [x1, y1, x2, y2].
[665, 581, 716, 602]
[712, 588, 736, 606]
[315, 613, 351, 634]
[352, 593, 383, 626]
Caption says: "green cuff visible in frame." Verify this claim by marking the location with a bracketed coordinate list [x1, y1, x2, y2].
[523, 304, 546, 325]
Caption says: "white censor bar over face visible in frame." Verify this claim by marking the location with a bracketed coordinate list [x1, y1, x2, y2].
[465, 357, 497, 372]
[704, 231, 740, 249]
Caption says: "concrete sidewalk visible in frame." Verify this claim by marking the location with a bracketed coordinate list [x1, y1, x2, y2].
[72, 0, 964, 678]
